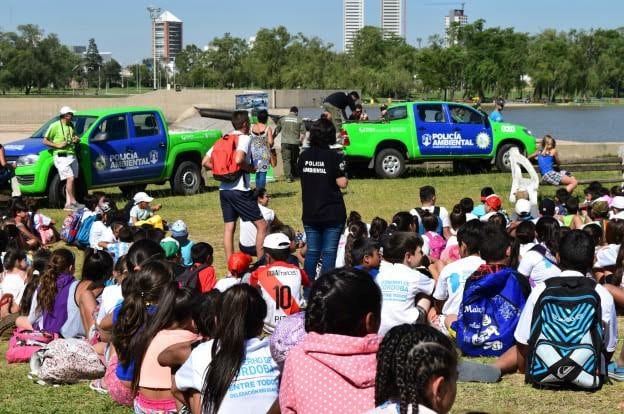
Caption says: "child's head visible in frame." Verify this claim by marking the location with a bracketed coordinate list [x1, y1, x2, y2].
[254, 187, 270, 207]
[590, 200, 609, 220]
[83, 195, 99, 212]
[170, 220, 189, 241]
[419, 185, 436, 204]
[383, 231, 424, 268]
[268, 223, 297, 252]
[558, 230, 594, 274]
[256, 109, 269, 125]
[450, 204, 466, 231]
[202, 284, 266, 413]
[113, 255, 128, 283]
[479, 224, 512, 264]
[263, 233, 291, 263]
[564, 196, 579, 215]
[539, 197, 556, 217]
[344, 220, 368, 267]
[193, 290, 221, 338]
[480, 186, 495, 202]
[133, 191, 154, 209]
[421, 211, 439, 233]
[535, 217, 561, 255]
[369, 216, 388, 241]
[390, 211, 417, 233]
[487, 212, 507, 232]
[582, 222, 604, 247]
[160, 237, 180, 262]
[514, 188, 530, 201]
[82, 248, 114, 286]
[228, 252, 252, 277]
[30, 248, 51, 279]
[191, 242, 214, 266]
[541, 134, 556, 152]
[515, 220, 536, 244]
[606, 219, 624, 245]
[37, 248, 75, 313]
[456, 220, 483, 258]
[351, 238, 381, 269]
[305, 268, 381, 336]
[484, 194, 502, 213]
[115, 225, 134, 243]
[172, 287, 197, 330]
[10, 200, 28, 219]
[555, 188, 569, 204]
[3, 248, 26, 271]
[347, 210, 363, 227]
[459, 197, 474, 214]
[375, 323, 458, 414]
[126, 239, 165, 272]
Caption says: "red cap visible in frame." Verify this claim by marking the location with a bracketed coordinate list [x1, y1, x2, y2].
[485, 194, 502, 211]
[228, 252, 252, 275]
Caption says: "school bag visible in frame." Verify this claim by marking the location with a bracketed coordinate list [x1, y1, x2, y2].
[176, 264, 207, 290]
[210, 133, 243, 182]
[29, 338, 105, 384]
[60, 209, 84, 244]
[454, 265, 531, 357]
[415, 207, 443, 236]
[5, 328, 59, 364]
[525, 277, 605, 390]
[76, 214, 97, 248]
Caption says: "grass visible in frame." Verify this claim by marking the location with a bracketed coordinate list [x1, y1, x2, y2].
[1, 168, 623, 413]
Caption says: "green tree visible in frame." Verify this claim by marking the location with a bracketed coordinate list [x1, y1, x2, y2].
[85, 38, 103, 89]
[205, 33, 249, 88]
[248, 26, 291, 88]
[103, 59, 122, 88]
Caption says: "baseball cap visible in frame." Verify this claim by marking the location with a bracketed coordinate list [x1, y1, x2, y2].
[228, 252, 252, 274]
[133, 191, 154, 205]
[159, 237, 180, 259]
[539, 198, 555, 216]
[263, 233, 291, 250]
[612, 196, 624, 210]
[515, 199, 532, 216]
[485, 194, 502, 211]
[59, 106, 75, 115]
[170, 219, 188, 237]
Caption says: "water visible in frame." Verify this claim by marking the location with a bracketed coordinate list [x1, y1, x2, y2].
[300, 105, 624, 143]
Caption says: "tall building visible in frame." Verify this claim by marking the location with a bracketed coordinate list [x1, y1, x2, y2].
[153, 10, 183, 64]
[343, 0, 364, 52]
[381, 0, 405, 39]
[444, 8, 468, 46]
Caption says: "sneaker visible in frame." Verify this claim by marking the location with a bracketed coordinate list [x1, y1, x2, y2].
[608, 362, 624, 381]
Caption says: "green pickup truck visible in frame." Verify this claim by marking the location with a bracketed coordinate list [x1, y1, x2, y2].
[4, 107, 221, 206]
[342, 101, 537, 178]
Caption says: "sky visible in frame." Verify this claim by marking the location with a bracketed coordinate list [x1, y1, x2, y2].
[0, 0, 622, 65]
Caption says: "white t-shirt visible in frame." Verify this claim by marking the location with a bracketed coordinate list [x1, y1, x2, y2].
[433, 255, 485, 316]
[514, 270, 617, 353]
[89, 221, 115, 250]
[409, 205, 450, 228]
[206, 131, 253, 192]
[595, 244, 620, 268]
[214, 277, 243, 292]
[0, 271, 26, 306]
[175, 337, 279, 413]
[376, 261, 436, 336]
[239, 205, 274, 247]
[129, 205, 153, 222]
[466, 212, 479, 222]
[517, 245, 561, 286]
[519, 242, 537, 258]
[96, 284, 123, 324]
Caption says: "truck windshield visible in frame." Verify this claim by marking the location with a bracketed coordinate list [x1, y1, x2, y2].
[30, 116, 98, 138]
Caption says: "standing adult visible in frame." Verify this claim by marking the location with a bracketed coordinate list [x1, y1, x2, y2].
[298, 118, 348, 283]
[275, 106, 306, 183]
[322, 90, 360, 134]
[489, 98, 505, 123]
[43, 106, 83, 210]
[249, 109, 273, 190]
[203, 111, 267, 261]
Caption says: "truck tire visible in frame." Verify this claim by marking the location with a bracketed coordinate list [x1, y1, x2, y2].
[374, 148, 406, 179]
[48, 173, 65, 208]
[171, 161, 201, 195]
[495, 143, 520, 172]
[119, 184, 147, 198]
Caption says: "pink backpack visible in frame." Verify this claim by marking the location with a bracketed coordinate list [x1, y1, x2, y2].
[425, 231, 447, 260]
[5, 328, 59, 364]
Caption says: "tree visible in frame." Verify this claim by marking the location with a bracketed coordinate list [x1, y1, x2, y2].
[247, 26, 291, 88]
[204, 33, 249, 88]
[85, 38, 103, 89]
[103, 59, 122, 88]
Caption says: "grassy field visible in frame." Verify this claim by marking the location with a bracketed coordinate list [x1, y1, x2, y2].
[1, 169, 624, 413]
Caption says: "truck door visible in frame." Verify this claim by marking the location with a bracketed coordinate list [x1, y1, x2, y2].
[128, 112, 167, 180]
[89, 114, 132, 185]
[446, 104, 493, 155]
[413, 103, 455, 156]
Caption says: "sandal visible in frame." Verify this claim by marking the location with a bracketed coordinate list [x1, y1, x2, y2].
[89, 378, 108, 394]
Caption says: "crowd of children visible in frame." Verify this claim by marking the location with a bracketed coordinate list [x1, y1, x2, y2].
[4, 165, 624, 413]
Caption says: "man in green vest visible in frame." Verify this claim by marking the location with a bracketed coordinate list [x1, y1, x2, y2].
[275, 106, 306, 182]
[42, 106, 83, 210]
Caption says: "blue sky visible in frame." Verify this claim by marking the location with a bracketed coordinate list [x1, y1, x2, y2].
[0, 0, 621, 65]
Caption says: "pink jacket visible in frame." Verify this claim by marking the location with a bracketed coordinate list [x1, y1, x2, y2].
[279, 332, 381, 414]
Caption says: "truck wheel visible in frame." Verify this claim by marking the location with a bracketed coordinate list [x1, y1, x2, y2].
[375, 148, 406, 179]
[48, 173, 65, 208]
[119, 184, 147, 198]
[171, 161, 201, 195]
[495, 143, 520, 172]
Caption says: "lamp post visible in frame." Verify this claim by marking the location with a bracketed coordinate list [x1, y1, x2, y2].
[147, 6, 162, 90]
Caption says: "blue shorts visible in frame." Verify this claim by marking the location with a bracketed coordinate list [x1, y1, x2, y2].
[219, 190, 263, 223]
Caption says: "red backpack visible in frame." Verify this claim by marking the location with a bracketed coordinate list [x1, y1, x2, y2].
[210, 133, 243, 182]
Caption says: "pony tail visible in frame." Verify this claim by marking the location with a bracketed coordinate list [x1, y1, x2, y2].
[344, 221, 368, 268]
[36, 249, 73, 313]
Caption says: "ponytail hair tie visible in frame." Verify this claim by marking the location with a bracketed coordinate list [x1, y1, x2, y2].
[140, 291, 145, 298]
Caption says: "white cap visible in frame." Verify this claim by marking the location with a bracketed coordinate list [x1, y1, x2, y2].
[133, 191, 154, 205]
[59, 106, 76, 115]
[515, 199, 532, 216]
[263, 233, 291, 249]
[612, 196, 624, 210]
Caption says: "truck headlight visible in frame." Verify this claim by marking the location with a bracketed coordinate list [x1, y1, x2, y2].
[523, 128, 533, 136]
[17, 154, 39, 166]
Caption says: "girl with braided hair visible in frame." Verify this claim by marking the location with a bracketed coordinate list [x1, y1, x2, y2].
[370, 323, 458, 414]
[279, 267, 382, 414]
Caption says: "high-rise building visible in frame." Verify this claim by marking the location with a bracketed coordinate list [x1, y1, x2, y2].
[444, 8, 468, 46]
[343, 0, 364, 52]
[381, 0, 405, 39]
[153, 10, 183, 64]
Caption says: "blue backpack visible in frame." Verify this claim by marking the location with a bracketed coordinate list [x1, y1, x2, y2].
[454, 266, 531, 357]
[76, 215, 97, 248]
[60, 209, 84, 244]
[526, 277, 605, 390]
[415, 207, 443, 236]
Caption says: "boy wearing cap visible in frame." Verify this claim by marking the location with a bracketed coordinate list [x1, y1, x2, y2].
[160, 237, 186, 276]
[472, 187, 495, 218]
[479, 194, 503, 222]
[43, 106, 83, 210]
[171, 219, 195, 267]
[129, 191, 164, 230]
[250, 233, 309, 334]
[214, 252, 252, 292]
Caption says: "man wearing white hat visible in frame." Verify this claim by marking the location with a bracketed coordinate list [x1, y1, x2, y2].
[43, 106, 82, 210]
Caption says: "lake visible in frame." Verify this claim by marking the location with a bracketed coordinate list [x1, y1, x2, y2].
[299, 105, 624, 143]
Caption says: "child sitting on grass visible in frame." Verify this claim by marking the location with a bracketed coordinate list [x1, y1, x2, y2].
[170, 220, 194, 267]
[177, 242, 216, 292]
[351, 238, 381, 278]
[214, 251, 252, 291]
[129, 191, 164, 230]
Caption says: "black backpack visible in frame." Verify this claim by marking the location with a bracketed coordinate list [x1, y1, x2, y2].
[176, 264, 211, 290]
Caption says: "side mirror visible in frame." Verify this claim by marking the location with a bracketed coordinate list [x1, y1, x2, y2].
[91, 132, 108, 142]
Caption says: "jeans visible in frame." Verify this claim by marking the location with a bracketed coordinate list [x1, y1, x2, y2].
[255, 171, 267, 189]
[303, 222, 345, 293]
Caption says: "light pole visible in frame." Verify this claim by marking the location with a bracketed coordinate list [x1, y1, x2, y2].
[147, 6, 162, 91]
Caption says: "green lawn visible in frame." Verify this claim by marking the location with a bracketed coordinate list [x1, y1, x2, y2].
[1, 169, 623, 413]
